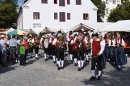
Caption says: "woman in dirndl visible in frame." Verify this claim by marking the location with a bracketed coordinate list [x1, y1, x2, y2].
[98, 34, 106, 69]
[108, 35, 116, 66]
[104, 34, 111, 62]
[115, 33, 127, 70]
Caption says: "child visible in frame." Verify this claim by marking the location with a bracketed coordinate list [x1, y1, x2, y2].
[19, 42, 26, 66]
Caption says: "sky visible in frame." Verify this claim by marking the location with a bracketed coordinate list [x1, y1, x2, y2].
[18, 0, 24, 7]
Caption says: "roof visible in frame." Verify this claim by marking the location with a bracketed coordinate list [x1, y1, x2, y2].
[71, 23, 95, 32]
[101, 20, 130, 31]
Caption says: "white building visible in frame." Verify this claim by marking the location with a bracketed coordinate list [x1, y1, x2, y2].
[102, 0, 121, 22]
[17, 0, 98, 33]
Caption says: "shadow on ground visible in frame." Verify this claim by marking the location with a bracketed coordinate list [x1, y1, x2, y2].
[81, 66, 130, 86]
[0, 66, 18, 74]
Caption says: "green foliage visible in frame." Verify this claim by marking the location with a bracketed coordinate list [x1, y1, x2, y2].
[108, 0, 130, 22]
[91, 0, 105, 22]
[0, 0, 18, 28]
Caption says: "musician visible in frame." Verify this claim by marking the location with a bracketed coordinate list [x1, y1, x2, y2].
[49, 32, 57, 63]
[73, 34, 78, 65]
[115, 33, 127, 70]
[40, 33, 48, 61]
[90, 33, 105, 81]
[28, 37, 33, 58]
[55, 31, 65, 70]
[73, 30, 87, 71]
[84, 32, 90, 63]
[33, 36, 40, 59]
[67, 31, 74, 63]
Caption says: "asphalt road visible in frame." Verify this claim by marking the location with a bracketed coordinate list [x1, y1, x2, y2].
[0, 49, 130, 86]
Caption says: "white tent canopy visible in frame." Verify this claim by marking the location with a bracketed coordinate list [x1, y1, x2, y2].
[101, 20, 130, 32]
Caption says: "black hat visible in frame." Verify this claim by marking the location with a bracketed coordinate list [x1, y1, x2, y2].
[92, 33, 98, 37]
[51, 32, 54, 35]
[78, 30, 82, 33]
[43, 32, 46, 34]
[58, 31, 62, 33]
[69, 31, 73, 35]
[85, 32, 89, 36]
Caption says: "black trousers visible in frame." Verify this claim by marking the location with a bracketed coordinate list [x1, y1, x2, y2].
[56, 48, 64, 60]
[73, 48, 84, 60]
[91, 55, 102, 71]
[24, 49, 28, 63]
[43, 47, 48, 54]
[34, 47, 39, 54]
[84, 48, 88, 55]
[69, 45, 73, 54]
[51, 46, 56, 55]
[29, 48, 33, 53]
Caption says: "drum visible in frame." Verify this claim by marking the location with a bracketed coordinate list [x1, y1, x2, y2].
[44, 38, 49, 49]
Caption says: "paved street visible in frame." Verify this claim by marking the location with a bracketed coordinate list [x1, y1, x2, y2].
[0, 49, 130, 86]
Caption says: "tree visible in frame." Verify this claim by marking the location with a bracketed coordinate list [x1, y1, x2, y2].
[91, 0, 105, 22]
[108, 0, 130, 22]
[0, 0, 18, 28]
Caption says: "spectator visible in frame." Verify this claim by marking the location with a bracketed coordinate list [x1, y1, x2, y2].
[0, 35, 7, 67]
[23, 36, 28, 64]
[9, 35, 17, 63]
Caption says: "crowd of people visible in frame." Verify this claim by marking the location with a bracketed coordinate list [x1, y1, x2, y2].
[0, 30, 128, 81]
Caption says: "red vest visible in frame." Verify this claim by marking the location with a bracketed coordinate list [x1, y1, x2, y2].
[92, 41, 101, 55]
[68, 36, 74, 45]
[42, 37, 45, 46]
[50, 37, 54, 46]
[72, 35, 86, 50]
[55, 38, 59, 49]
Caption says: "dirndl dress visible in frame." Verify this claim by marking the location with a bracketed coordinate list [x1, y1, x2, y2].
[115, 47, 127, 65]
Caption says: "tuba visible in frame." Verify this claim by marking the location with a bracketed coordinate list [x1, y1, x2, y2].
[56, 33, 65, 48]
[33, 38, 40, 47]
[28, 40, 33, 48]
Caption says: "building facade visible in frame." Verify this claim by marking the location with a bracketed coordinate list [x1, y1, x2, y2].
[17, 0, 98, 32]
[102, 0, 121, 22]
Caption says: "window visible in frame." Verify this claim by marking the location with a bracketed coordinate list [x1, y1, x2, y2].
[54, 0, 57, 4]
[83, 13, 89, 20]
[41, 0, 47, 3]
[76, 0, 81, 5]
[106, 0, 109, 4]
[33, 23, 41, 28]
[54, 13, 58, 19]
[67, 13, 70, 20]
[59, 0, 65, 6]
[59, 12, 65, 22]
[113, 0, 116, 4]
[106, 8, 109, 14]
[67, 0, 70, 4]
[33, 12, 40, 19]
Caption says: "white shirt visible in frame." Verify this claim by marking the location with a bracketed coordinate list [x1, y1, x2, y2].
[116, 39, 125, 46]
[108, 39, 116, 46]
[52, 38, 57, 45]
[9, 38, 17, 46]
[67, 36, 70, 42]
[84, 37, 88, 44]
